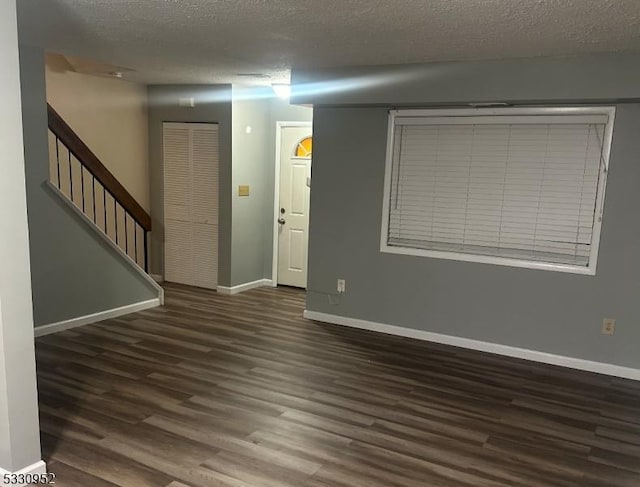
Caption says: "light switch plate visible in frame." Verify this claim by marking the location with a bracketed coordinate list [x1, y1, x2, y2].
[602, 318, 616, 335]
[238, 185, 250, 197]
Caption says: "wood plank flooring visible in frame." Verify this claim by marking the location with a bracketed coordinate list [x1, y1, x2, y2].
[35, 283, 640, 486]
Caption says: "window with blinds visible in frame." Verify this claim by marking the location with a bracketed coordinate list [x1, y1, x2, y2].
[380, 108, 615, 274]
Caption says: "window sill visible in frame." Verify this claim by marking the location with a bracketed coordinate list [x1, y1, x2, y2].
[380, 244, 597, 275]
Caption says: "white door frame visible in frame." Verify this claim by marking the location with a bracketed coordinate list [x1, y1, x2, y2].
[272, 121, 313, 287]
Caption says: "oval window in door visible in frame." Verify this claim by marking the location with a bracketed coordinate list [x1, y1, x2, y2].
[295, 136, 312, 158]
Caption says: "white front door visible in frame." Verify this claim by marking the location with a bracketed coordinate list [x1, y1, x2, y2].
[277, 126, 312, 288]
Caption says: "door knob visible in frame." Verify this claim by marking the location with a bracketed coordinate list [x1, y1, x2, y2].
[277, 217, 286, 225]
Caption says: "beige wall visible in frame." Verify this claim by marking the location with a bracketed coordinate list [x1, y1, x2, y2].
[45, 63, 150, 210]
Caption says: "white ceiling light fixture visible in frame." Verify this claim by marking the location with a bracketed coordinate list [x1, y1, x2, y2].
[272, 83, 291, 99]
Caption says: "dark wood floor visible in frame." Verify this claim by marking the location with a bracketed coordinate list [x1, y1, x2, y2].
[35, 283, 640, 486]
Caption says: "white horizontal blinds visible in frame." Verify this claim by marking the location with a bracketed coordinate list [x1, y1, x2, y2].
[388, 116, 606, 267]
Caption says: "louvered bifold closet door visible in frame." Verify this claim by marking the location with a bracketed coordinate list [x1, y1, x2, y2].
[163, 123, 219, 289]
[388, 114, 608, 267]
[191, 124, 219, 289]
[163, 124, 192, 286]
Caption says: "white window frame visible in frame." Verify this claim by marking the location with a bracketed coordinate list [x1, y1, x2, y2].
[380, 106, 616, 275]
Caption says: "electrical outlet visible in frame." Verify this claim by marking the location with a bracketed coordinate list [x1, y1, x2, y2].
[602, 318, 616, 336]
[337, 279, 346, 294]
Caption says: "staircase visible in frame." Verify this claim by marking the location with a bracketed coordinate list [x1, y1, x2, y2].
[46, 104, 151, 271]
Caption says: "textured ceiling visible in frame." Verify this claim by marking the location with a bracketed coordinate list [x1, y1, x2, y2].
[17, 0, 640, 85]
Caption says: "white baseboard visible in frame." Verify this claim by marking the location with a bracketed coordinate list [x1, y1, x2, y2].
[151, 274, 164, 283]
[0, 460, 47, 486]
[303, 310, 640, 381]
[217, 279, 273, 295]
[34, 298, 161, 337]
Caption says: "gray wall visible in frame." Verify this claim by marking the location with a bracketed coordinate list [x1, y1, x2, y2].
[147, 85, 311, 287]
[230, 90, 313, 285]
[306, 103, 640, 369]
[147, 85, 233, 286]
[292, 52, 640, 106]
[302, 57, 640, 368]
[231, 87, 271, 285]
[20, 45, 159, 327]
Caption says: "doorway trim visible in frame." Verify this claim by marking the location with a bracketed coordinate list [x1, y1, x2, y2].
[272, 121, 313, 287]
